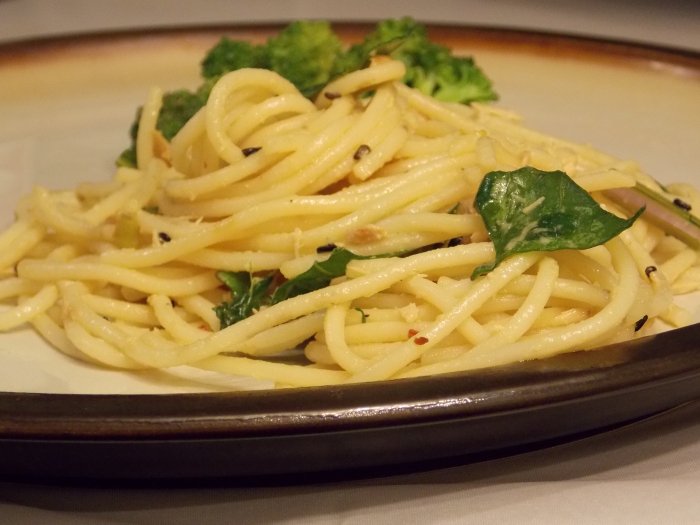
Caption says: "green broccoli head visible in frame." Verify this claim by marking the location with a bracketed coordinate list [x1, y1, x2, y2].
[330, 17, 496, 104]
[116, 116, 139, 167]
[158, 89, 208, 140]
[116, 88, 209, 168]
[265, 21, 344, 97]
[200, 22, 344, 98]
[201, 38, 267, 79]
[402, 42, 497, 104]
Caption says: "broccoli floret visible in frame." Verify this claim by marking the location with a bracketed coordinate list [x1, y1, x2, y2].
[200, 22, 343, 98]
[158, 89, 208, 141]
[398, 36, 497, 104]
[336, 17, 497, 104]
[116, 116, 139, 167]
[330, 18, 415, 78]
[201, 38, 267, 78]
[264, 21, 344, 97]
[116, 87, 210, 168]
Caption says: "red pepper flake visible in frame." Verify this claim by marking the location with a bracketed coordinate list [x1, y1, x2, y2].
[414, 337, 429, 345]
[408, 329, 419, 338]
[199, 325, 211, 331]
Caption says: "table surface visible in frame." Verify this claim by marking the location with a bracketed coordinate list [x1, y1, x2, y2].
[1, 1, 700, 523]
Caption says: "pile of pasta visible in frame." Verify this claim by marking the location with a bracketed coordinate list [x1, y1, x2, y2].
[1, 58, 698, 388]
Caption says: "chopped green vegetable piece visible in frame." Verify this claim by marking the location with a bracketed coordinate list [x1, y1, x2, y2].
[355, 307, 369, 323]
[113, 214, 140, 248]
[116, 144, 137, 168]
[271, 248, 389, 304]
[329, 18, 415, 79]
[472, 167, 644, 279]
[214, 271, 274, 329]
[116, 116, 140, 168]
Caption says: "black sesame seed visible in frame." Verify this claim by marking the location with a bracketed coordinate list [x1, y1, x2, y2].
[158, 232, 171, 243]
[634, 315, 649, 332]
[353, 144, 371, 160]
[242, 147, 262, 157]
[316, 243, 337, 253]
[324, 92, 341, 100]
[673, 198, 692, 211]
[645, 265, 657, 278]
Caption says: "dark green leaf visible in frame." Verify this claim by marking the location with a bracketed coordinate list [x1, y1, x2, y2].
[271, 248, 391, 304]
[329, 19, 416, 80]
[214, 271, 274, 329]
[472, 167, 644, 279]
[355, 307, 369, 323]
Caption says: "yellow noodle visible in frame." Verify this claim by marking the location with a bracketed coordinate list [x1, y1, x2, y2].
[18, 259, 220, 296]
[206, 69, 299, 164]
[136, 86, 163, 170]
[0, 285, 58, 331]
[316, 60, 406, 108]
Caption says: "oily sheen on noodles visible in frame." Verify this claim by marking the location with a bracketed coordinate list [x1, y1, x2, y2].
[1, 57, 695, 389]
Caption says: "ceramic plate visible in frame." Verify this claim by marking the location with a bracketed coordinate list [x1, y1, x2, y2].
[0, 24, 699, 482]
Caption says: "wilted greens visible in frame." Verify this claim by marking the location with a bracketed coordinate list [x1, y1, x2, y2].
[213, 248, 393, 328]
[214, 271, 275, 329]
[471, 167, 644, 279]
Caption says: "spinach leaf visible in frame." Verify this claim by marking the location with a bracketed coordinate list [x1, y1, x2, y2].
[214, 271, 274, 329]
[271, 248, 389, 304]
[472, 167, 643, 279]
